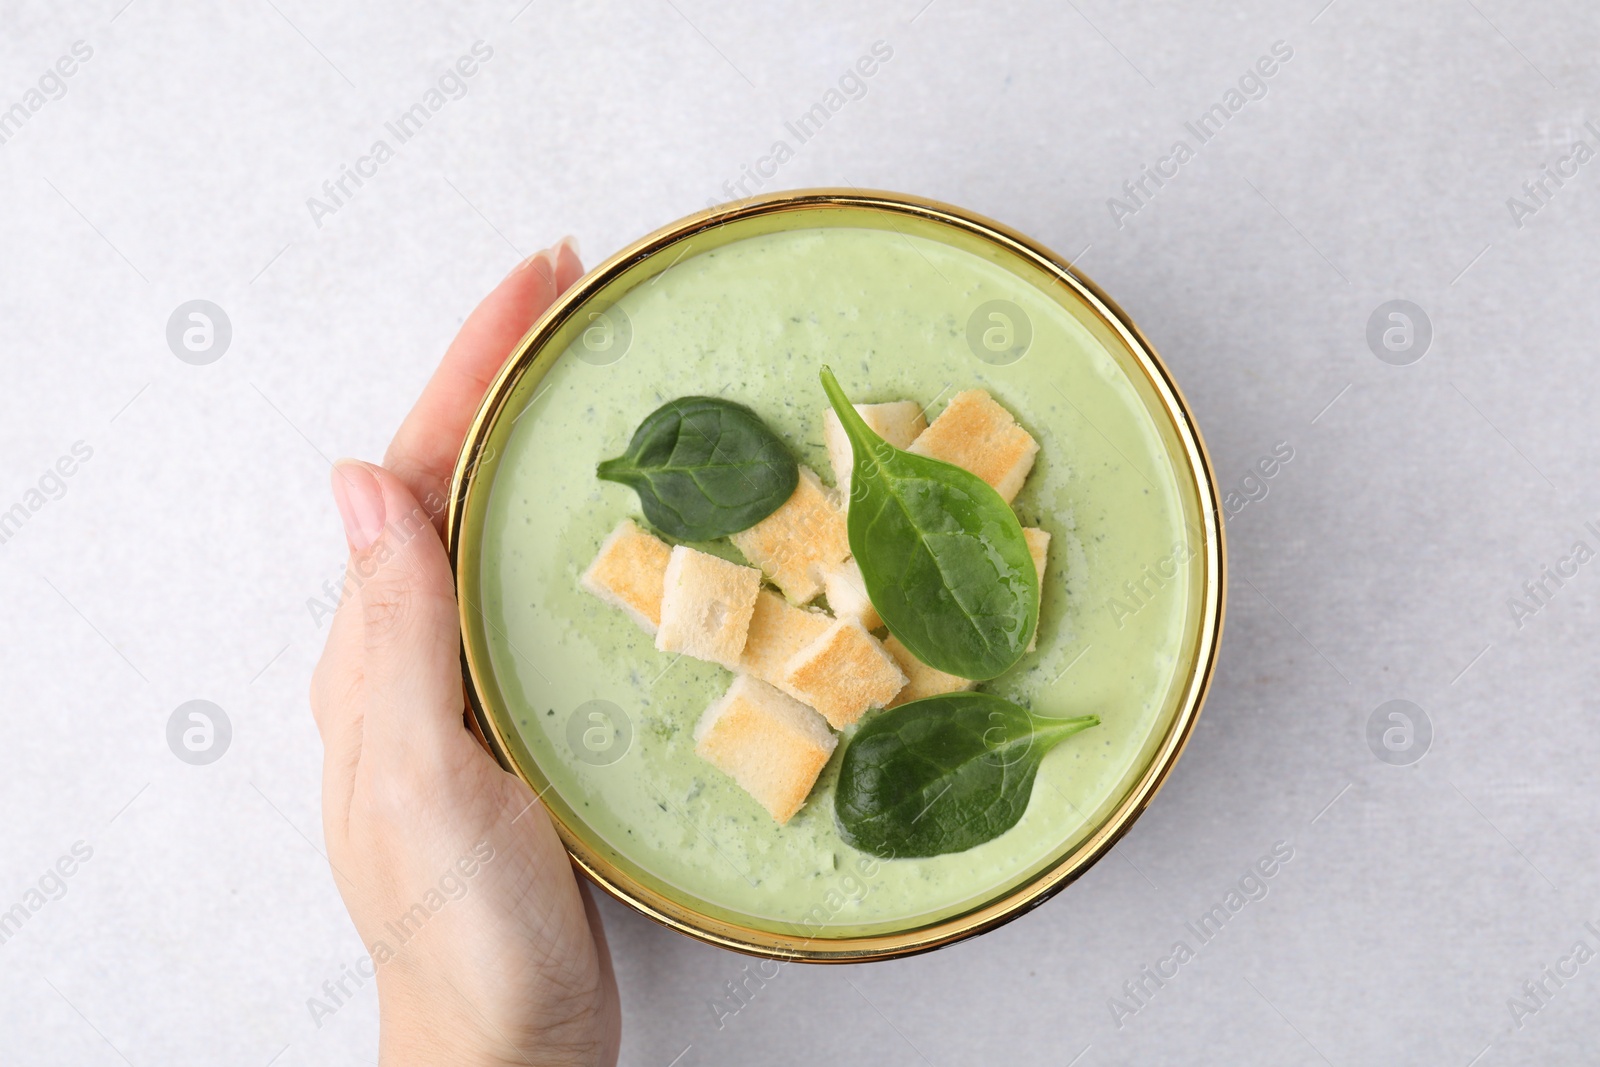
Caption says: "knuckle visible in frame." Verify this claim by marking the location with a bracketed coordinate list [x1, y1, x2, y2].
[308, 670, 327, 730]
[308, 657, 358, 736]
[350, 533, 455, 648]
[309, 651, 339, 732]
[361, 579, 414, 642]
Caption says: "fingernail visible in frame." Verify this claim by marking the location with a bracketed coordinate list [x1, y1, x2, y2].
[331, 460, 385, 551]
[514, 245, 554, 271]
[515, 248, 558, 286]
[557, 234, 581, 261]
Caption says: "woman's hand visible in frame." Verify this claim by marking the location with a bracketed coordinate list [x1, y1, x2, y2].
[310, 239, 621, 1067]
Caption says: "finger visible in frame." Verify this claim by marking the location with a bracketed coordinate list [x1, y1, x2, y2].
[553, 235, 584, 292]
[384, 237, 583, 530]
[310, 608, 363, 837]
[312, 465, 383, 834]
[310, 492, 369, 746]
[335, 459, 469, 764]
[309, 577, 361, 747]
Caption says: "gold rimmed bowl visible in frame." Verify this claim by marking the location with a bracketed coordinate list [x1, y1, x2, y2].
[447, 190, 1224, 962]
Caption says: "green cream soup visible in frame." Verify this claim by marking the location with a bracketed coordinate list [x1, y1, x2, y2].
[478, 225, 1196, 932]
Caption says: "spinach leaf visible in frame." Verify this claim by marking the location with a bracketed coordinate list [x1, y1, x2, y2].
[820, 367, 1038, 680]
[597, 396, 798, 541]
[835, 692, 1098, 858]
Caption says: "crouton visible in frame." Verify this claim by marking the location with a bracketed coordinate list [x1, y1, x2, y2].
[737, 589, 832, 687]
[782, 619, 907, 729]
[883, 634, 976, 707]
[729, 466, 849, 603]
[579, 519, 672, 633]
[1023, 526, 1049, 652]
[908, 389, 1039, 503]
[823, 400, 928, 501]
[655, 545, 761, 670]
[820, 556, 881, 631]
[694, 676, 838, 824]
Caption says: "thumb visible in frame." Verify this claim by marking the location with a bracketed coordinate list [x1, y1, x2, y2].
[331, 459, 468, 761]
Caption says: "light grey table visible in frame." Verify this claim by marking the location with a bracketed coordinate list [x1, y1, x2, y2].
[2, 1, 1595, 1063]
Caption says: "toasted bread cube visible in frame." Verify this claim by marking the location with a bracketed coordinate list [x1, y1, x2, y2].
[694, 676, 838, 824]
[579, 520, 673, 633]
[820, 556, 881, 632]
[738, 589, 833, 688]
[908, 389, 1038, 503]
[884, 635, 976, 708]
[729, 467, 849, 603]
[655, 546, 761, 669]
[1023, 527, 1050, 652]
[824, 400, 928, 500]
[782, 619, 907, 729]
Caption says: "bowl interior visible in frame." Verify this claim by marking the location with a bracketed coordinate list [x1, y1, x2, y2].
[450, 193, 1222, 960]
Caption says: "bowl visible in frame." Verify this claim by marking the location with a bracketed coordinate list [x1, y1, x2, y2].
[446, 189, 1225, 961]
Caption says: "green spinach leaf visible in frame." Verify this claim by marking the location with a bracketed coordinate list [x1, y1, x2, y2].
[820, 367, 1038, 679]
[835, 692, 1098, 858]
[597, 396, 798, 541]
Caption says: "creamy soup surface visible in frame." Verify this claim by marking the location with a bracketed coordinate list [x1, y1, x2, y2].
[478, 226, 1194, 929]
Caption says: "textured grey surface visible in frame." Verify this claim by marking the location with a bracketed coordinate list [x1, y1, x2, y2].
[2, 1, 1597, 1064]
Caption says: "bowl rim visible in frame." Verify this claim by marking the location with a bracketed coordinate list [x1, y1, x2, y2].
[445, 188, 1227, 962]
